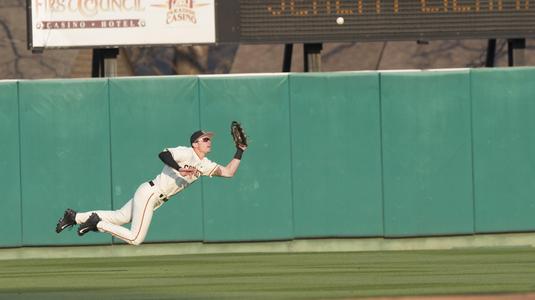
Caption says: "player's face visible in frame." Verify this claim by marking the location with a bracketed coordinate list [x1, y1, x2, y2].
[195, 136, 212, 153]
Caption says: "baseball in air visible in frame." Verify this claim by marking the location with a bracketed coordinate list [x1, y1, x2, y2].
[336, 17, 344, 25]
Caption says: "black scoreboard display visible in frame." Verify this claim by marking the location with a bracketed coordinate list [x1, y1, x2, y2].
[216, 0, 535, 43]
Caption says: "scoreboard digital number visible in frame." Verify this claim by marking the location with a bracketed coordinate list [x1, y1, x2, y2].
[226, 0, 535, 43]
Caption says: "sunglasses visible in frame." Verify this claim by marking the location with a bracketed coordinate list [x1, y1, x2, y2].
[196, 137, 211, 143]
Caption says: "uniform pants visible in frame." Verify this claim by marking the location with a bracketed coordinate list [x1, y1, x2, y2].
[76, 182, 165, 245]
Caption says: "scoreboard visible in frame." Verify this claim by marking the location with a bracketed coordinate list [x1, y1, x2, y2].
[217, 0, 535, 43]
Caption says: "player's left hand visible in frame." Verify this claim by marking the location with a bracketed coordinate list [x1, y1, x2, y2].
[179, 166, 196, 177]
[237, 144, 247, 151]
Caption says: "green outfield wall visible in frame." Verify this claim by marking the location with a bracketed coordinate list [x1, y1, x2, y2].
[289, 72, 383, 238]
[381, 71, 474, 237]
[18, 80, 112, 246]
[471, 68, 535, 233]
[1, 67, 534, 247]
[0, 81, 21, 247]
[108, 76, 203, 243]
[199, 75, 294, 242]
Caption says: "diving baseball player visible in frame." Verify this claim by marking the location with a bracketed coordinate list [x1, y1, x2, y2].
[55, 125, 248, 245]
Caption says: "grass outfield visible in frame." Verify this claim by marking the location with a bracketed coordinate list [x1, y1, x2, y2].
[0, 247, 534, 300]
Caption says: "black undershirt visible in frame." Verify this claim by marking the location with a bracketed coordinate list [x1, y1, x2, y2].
[158, 150, 181, 172]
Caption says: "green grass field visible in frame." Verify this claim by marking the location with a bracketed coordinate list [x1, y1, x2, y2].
[1, 247, 534, 300]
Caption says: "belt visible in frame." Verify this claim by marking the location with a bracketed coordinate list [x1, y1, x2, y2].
[148, 181, 168, 202]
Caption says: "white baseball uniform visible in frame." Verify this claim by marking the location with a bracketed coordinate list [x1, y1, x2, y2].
[75, 146, 219, 245]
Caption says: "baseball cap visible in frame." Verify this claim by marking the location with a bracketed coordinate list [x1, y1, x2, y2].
[190, 130, 214, 144]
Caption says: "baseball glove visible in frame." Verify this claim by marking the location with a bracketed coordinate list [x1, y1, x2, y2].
[231, 121, 248, 147]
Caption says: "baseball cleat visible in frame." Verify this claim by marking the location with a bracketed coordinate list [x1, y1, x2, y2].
[55, 208, 77, 233]
[77, 213, 101, 236]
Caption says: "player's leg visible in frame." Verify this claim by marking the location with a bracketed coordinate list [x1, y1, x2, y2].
[93, 182, 157, 245]
[74, 200, 133, 225]
[56, 199, 133, 234]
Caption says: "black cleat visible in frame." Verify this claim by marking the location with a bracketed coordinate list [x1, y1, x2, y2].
[55, 209, 77, 233]
[77, 213, 101, 236]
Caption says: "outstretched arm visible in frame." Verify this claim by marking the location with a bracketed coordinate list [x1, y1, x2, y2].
[212, 144, 247, 178]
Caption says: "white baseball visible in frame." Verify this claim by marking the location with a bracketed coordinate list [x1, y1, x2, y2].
[336, 17, 344, 25]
